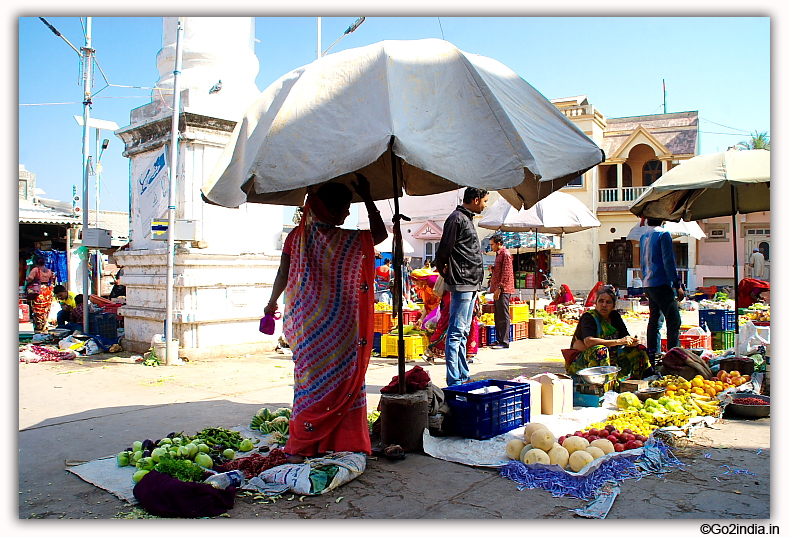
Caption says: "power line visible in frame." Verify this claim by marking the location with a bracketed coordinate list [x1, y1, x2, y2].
[699, 130, 758, 137]
[437, 17, 445, 40]
[699, 117, 756, 135]
[20, 96, 153, 106]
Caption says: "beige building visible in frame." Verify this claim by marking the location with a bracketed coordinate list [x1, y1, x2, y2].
[550, 96, 699, 295]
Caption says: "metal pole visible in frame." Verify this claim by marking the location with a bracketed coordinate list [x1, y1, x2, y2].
[731, 185, 740, 356]
[165, 18, 184, 365]
[81, 17, 93, 333]
[94, 127, 101, 296]
[390, 138, 406, 395]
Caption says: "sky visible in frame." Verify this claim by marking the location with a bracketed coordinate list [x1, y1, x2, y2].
[18, 16, 771, 218]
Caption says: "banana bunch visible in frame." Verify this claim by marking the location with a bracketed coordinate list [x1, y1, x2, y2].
[687, 393, 721, 416]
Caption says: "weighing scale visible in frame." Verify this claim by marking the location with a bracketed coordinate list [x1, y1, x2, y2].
[573, 366, 620, 407]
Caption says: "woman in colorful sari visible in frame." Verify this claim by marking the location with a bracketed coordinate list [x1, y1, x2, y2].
[564, 287, 651, 384]
[551, 284, 576, 307]
[738, 278, 770, 308]
[410, 268, 441, 328]
[584, 281, 605, 309]
[26, 257, 55, 332]
[423, 292, 481, 364]
[264, 175, 387, 462]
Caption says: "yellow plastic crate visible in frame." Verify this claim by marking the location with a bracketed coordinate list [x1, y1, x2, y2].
[381, 334, 428, 358]
[510, 304, 530, 324]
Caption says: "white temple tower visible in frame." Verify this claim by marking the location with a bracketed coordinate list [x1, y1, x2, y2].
[115, 17, 284, 358]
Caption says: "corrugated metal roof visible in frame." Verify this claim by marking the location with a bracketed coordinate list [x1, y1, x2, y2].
[19, 202, 81, 225]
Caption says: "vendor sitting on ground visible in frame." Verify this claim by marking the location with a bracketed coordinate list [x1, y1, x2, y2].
[564, 287, 652, 383]
[53, 285, 76, 327]
[70, 294, 86, 326]
[551, 284, 575, 307]
[738, 278, 770, 309]
[584, 281, 606, 308]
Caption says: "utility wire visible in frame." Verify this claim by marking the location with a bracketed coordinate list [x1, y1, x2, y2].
[437, 17, 445, 40]
[699, 117, 754, 135]
[38, 17, 80, 55]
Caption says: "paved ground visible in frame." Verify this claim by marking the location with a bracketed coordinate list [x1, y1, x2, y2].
[18, 311, 774, 523]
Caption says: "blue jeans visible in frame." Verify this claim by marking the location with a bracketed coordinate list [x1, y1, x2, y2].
[445, 291, 476, 387]
[644, 285, 681, 355]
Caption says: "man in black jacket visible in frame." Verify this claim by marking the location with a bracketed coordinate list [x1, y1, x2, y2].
[434, 187, 489, 386]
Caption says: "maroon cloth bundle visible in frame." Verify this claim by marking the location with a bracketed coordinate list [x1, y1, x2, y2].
[133, 470, 236, 518]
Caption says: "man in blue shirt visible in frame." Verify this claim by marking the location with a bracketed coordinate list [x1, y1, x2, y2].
[640, 218, 685, 360]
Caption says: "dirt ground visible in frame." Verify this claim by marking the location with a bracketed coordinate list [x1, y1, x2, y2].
[17, 312, 775, 524]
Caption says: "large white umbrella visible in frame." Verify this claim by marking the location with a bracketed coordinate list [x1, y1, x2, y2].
[479, 192, 600, 312]
[375, 233, 415, 254]
[626, 219, 706, 241]
[630, 149, 770, 354]
[203, 39, 604, 392]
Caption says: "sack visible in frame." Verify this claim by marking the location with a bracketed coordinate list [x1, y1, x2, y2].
[259, 311, 282, 334]
[433, 274, 446, 297]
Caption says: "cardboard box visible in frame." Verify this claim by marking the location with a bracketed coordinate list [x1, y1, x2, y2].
[526, 379, 541, 421]
[530, 373, 573, 415]
[619, 379, 648, 393]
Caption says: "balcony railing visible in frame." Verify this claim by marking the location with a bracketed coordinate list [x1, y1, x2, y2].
[598, 186, 650, 205]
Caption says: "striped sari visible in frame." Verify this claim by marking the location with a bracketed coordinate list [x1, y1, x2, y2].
[282, 196, 375, 457]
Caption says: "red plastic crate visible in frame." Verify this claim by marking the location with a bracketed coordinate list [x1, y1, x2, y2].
[402, 309, 420, 326]
[19, 303, 30, 323]
[482, 304, 495, 314]
[545, 304, 557, 314]
[662, 333, 712, 352]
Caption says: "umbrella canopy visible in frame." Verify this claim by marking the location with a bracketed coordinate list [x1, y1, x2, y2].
[202, 39, 604, 210]
[626, 219, 706, 241]
[629, 149, 770, 221]
[629, 149, 770, 355]
[375, 233, 415, 254]
[479, 191, 601, 234]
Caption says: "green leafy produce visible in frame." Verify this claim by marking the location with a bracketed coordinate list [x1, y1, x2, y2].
[153, 458, 208, 482]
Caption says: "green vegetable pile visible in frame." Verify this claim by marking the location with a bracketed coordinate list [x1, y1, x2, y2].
[117, 429, 256, 483]
[249, 407, 291, 444]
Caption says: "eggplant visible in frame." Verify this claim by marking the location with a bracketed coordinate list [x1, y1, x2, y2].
[141, 439, 155, 451]
[142, 450, 152, 458]
[154, 439, 161, 446]
[167, 432, 176, 439]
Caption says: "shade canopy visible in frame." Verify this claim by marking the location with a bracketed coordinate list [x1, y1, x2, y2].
[629, 150, 770, 221]
[202, 39, 604, 210]
[479, 191, 601, 234]
[375, 233, 415, 254]
[626, 219, 706, 241]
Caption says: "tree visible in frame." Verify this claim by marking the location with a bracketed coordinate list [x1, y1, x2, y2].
[735, 131, 770, 151]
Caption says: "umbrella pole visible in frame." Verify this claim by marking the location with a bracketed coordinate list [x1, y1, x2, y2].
[731, 185, 740, 356]
[532, 230, 537, 316]
[390, 139, 406, 394]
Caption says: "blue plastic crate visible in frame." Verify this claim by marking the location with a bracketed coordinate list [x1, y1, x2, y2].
[486, 325, 497, 345]
[88, 312, 118, 340]
[699, 309, 736, 332]
[373, 332, 382, 353]
[442, 379, 530, 440]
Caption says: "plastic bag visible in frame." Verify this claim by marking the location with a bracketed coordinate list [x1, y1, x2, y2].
[259, 311, 282, 334]
[737, 321, 768, 355]
[85, 339, 102, 355]
[433, 274, 446, 297]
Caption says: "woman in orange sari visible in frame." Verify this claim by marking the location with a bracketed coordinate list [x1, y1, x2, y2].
[264, 175, 386, 461]
[26, 257, 55, 332]
[410, 269, 441, 327]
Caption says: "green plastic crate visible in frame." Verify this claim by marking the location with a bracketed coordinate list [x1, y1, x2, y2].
[711, 330, 735, 351]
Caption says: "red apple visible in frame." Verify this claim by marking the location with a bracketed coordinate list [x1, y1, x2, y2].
[558, 436, 567, 445]
[614, 443, 625, 453]
[623, 428, 633, 435]
[588, 428, 600, 437]
[586, 436, 599, 443]
[605, 425, 617, 432]
[574, 431, 584, 437]
[634, 434, 646, 442]
[634, 440, 644, 449]
[624, 433, 636, 443]
[598, 429, 609, 438]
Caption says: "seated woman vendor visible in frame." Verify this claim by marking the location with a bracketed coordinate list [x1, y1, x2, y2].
[565, 287, 652, 383]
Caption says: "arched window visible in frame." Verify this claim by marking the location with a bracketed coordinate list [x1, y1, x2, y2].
[643, 160, 662, 186]
[605, 164, 632, 188]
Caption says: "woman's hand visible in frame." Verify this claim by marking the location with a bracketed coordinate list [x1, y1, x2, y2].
[264, 302, 278, 316]
[351, 173, 372, 201]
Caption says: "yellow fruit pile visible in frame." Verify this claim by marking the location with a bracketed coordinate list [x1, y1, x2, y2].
[651, 373, 750, 399]
[480, 313, 495, 326]
[375, 302, 392, 312]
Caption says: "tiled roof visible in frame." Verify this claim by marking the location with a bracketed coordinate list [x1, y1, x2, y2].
[37, 198, 130, 241]
[603, 111, 699, 157]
